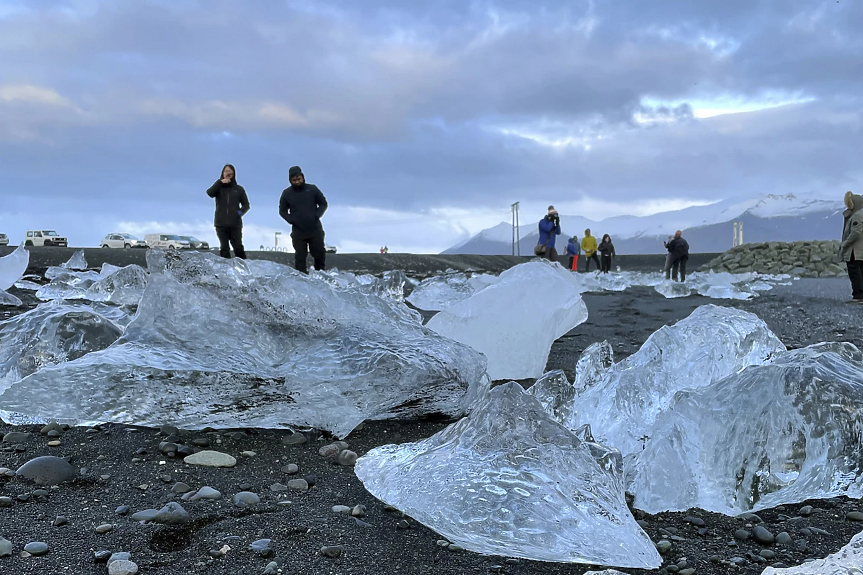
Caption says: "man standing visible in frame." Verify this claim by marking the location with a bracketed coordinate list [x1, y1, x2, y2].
[536, 206, 561, 262]
[840, 191, 863, 303]
[207, 164, 249, 259]
[581, 229, 599, 272]
[279, 166, 328, 273]
[665, 230, 690, 281]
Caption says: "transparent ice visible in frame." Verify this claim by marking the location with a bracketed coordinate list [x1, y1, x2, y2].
[761, 529, 863, 574]
[355, 382, 662, 568]
[629, 342, 863, 515]
[0, 251, 488, 437]
[312, 269, 409, 303]
[427, 261, 587, 380]
[0, 244, 29, 291]
[0, 290, 22, 307]
[36, 265, 147, 305]
[0, 302, 124, 392]
[573, 341, 614, 393]
[61, 249, 88, 270]
[406, 272, 499, 311]
[555, 305, 785, 456]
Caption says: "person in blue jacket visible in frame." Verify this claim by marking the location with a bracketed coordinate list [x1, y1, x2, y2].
[536, 206, 562, 262]
[565, 236, 581, 271]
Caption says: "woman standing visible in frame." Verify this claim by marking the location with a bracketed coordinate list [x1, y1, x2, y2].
[597, 234, 616, 273]
[206, 164, 250, 259]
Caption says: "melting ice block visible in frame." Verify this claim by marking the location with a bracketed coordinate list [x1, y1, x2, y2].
[313, 269, 409, 303]
[559, 305, 785, 456]
[61, 249, 88, 270]
[629, 342, 863, 515]
[0, 303, 124, 392]
[427, 261, 587, 380]
[0, 244, 29, 291]
[407, 273, 479, 311]
[0, 251, 488, 437]
[761, 530, 863, 574]
[0, 290, 22, 307]
[37, 265, 147, 305]
[355, 382, 662, 568]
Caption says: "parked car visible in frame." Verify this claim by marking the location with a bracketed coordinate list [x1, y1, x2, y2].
[0, 233, 8, 246]
[101, 233, 148, 249]
[179, 236, 209, 250]
[25, 230, 68, 247]
[143, 234, 192, 249]
[325, 245, 338, 254]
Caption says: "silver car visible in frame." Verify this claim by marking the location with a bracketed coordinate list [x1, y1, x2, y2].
[101, 233, 148, 249]
[179, 236, 210, 250]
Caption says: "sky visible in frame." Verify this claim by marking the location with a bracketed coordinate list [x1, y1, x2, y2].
[1, 0, 861, 253]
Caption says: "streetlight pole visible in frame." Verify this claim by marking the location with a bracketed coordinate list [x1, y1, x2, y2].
[511, 202, 520, 256]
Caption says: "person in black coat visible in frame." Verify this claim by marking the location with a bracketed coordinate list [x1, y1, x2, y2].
[206, 164, 250, 259]
[664, 230, 690, 281]
[597, 234, 616, 273]
[278, 166, 328, 273]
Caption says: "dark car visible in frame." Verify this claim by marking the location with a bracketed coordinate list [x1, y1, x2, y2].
[179, 236, 210, 250]
[0, 233, 8, 246]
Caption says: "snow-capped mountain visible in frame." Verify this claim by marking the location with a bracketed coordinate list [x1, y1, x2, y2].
[443, 194, 844, 255]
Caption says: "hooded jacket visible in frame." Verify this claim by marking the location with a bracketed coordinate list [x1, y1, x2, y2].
[841, 194, 863, 261]
[206, 172, 250, 228]
[565, 238, 581, 257]
[597, 239, 616, 257]
[278, 167, 328, 238]
[581, 234, 598, 257]
[666, 236, 690, 259]
[538, 216, 561, 249]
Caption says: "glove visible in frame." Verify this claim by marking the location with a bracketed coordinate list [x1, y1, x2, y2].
[237, 210, 244, 217]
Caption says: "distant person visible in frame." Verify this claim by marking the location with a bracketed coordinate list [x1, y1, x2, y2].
[598, 234, 616, 273]
[565, 236, 581, 271]
[380, 246, 385, 254]
[665, 230, 690, 281]
[384, 246, 389, 254]
[206, 164, 249, 259]
[535, 206, 561, 262]
[840, 191, 863, 303]
[279, 166, 328, 274]
[581, 229, 599, 272]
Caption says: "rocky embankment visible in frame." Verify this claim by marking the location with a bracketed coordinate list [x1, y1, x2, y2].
[700, 241, 846, 278]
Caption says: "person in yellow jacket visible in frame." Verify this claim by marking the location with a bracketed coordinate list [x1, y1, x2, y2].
[581, 229, 600, 272]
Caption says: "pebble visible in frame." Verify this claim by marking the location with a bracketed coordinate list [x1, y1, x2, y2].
[0, 497, 11, 508]
[191, 438, 210, 447]
[679, 569, 696, 575]
[176, 445, 194, 457]
[23, 541, 48, 556]
[190, 486, 222, 501]
[281, 464, 299, 475]
[810, 527, 830, 536]
[172, 482, 192, 494]
[232, 491, 260, 508]
[847, 511, 863, 521]
[108, 552, 131, 565]
[47, 441, 61, 447]
[160, 424, 180, 436]
[46, 430, 61, 438]
[754, 525, 775, 545]
[337, 450, 358, 466]
[40, 422, 63, 435]
[436, 540, 450, 547]
[15, 456, 77, 486]
[760, 549, 776, 560]
[683, 516, 706, 527]
[655, 540, 672, 554]
[733, 529, 751, 541]
[776, 531, 793, 545]
[53, 516, 68, 527]
[354, 518, 372, 528]
[269, 483, 289, 492]
[183, 450, 237, 468]
[250, 539, 272, 558]
[799, 505, 813, 517]
[351, 504, 366, 518]
[152, 502, 191, 526]
[319, 441, 349, 460]
[0, 537, 12, 557]
[131, 509, 159, 522]
[93, 550, 112, 563]
[738, 512, 763, 523]
[396, 519, 411, 529]
[332, 505, 351, 514]
[448, 544, 464, 552]
[108, 560, 139, 575]
[320, 545, 343, 558]
[287, 479, 309, 491]
[158, 442, 178, 455]
[304, 474, 317, 487]
[240, 450, 256, 457]
[2, 431, 30, 443]
[282, 433, 307, 445]
[262, 561, 279, 574]
[116, 505, 130, 516]
[730, 556, 746, 565]
[95, 523, 114, 534]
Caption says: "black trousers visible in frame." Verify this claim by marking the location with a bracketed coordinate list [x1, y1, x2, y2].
[292, 233, 326, 274]
[847, 254, 863, 300]
[215, 225, 246, 259]
[541, 247, 558, 263]
[600, 254, 612, 273]
[671, 256, 688, 281]
[584, 253, 600, 272]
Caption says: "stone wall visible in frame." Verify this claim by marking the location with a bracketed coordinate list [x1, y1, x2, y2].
[699, 240, 846, 278]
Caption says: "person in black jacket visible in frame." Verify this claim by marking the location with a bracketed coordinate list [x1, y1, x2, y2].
[278, 166, 328, 273]
[598, 234, 616, 273]
[206, 164, 250, 259]
[664, 230, 690, 281]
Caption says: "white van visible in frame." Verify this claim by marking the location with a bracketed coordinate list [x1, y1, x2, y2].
[143, 234, 192, 250]
[25, 230, 68, 247]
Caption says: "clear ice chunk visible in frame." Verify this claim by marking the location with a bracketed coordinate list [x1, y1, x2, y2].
[761, 530, 863, 574]
[312, 269, 408, 303]
[36, 265, 146, 305]
[574, 341, 614, 393]
[61, 249, 88, 270]
[0, 302, 124, 392]
[0, 290, 22, 307]
[629, 342, 863, 515]
[0, 244, 29, 291]
[355, 382, 662, 568]
[427, 261, 588, 380]
[559, 305, 785, 457]
[407, 272, 477, 311]
[0, 251, 488, 437]
[653, 280, 692, 298]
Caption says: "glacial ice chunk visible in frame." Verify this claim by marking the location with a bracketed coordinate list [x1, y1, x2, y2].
[407, 273, 477, 311]
[0, 244, 29, 291]
[427, 261, 587, 380]
[0, 290, 22, 307]
[355, 382, 661, 568]
[629, 342, 863, 515]
[0, 302, 124, 392]
[559, 305, 785, 456]
[574, 340, 614, 393]
[653, 280, 692, 298]
[37, 265, 147, 305]
[761, 529, 863, 574]
[0, 251, 488, 437]
[61, 249, 88, 270]
[312, 269, 408, 303]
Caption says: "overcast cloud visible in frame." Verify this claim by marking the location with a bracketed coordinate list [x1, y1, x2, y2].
[1, 0, 860, 252]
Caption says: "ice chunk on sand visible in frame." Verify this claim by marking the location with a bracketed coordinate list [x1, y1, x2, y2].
[574, 340, 614, 393]
[37, 265, 147, 305]
[629, 342, 863, 515]
[0, 303, 124, 392]
[653, 280, 692, 298]
[407, 273, 476, 311]
[560, 305, 785, 456]
[427, 261, 587, 380]
[313, 269, 408, 303]
[61, 249, 88, 270]
[0, 244, 30, 291]
[0, 251, 487, 437]
[0, 290, 22, 307]
[355, 382, 661, 568]
[761, 529, 863, 574]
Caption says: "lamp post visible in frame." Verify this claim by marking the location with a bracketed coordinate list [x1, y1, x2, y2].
[275, 231, 282, 250]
